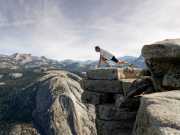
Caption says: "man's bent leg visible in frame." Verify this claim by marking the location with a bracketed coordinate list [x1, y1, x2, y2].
[111, 56, 119, 63]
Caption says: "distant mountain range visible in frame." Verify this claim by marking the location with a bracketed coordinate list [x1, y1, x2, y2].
[120, 55, 145, 68]
[0, 53, 146, 75]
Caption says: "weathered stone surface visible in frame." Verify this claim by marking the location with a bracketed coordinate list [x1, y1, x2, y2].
[83, 79, 123, 93]
[97, 105, 136, 121]
[87, 68, 141, 80]
[133, 91, 180, 135]
[162, 64, 180, 89]
[33, 70, 97, 135]
[142, 38, 180, 59]
[0, 123, 40, 135]
[144, 59, 172, 90]
[82, 91, 115, 105]
[97, 119, 134, 135]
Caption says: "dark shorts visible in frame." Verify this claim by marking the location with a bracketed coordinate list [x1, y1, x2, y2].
[111, 56, 119, 63]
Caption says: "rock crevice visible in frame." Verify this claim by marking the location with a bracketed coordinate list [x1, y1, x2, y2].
[82, 68, 142, 135]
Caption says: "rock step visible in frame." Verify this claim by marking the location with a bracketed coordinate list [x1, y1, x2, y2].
[82, 91, 118, 105]
[82, 79, 136, 94]
[87, 68, 141, 80]
[96, 119, 133, 135]
[96, 105, 137, 121]
[82, 79, 123, 93]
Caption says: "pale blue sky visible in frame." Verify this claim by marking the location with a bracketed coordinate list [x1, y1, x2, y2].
[0, 0, 180, 60]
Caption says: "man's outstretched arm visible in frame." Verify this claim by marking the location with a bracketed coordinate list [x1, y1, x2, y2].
[97, 55, 102, 68]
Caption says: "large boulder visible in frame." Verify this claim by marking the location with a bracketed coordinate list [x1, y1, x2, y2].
[33, 70, 97, 135]
[142, 38, 180, 90]
[133, 91, 180, 135]
[142, 38, 180, 59]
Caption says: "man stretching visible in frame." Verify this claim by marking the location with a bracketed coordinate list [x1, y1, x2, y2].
[95, 46, 127, 68]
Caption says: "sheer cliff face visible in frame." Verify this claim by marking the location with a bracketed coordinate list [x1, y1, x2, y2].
[0, 70, 97, 135]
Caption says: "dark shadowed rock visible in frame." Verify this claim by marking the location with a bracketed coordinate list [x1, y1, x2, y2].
[97, 119, 134, 135]
[81, 91, 114, 105]
[162, 64, 180, 88]
[142, 38, 180, 90]
[126, 77, 154, 98]
[96, 105, 136, 121]
[82, 79, 123, 93]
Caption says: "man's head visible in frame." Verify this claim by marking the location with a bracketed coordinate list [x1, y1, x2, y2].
[95, 46, 100, 52]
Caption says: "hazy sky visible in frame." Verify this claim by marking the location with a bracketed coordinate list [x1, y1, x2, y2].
[0, 0, 180, 60]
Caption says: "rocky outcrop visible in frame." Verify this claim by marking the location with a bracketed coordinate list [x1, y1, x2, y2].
[33, 70, 97, 135]
[133, 38, 180, 135]
[142, 38, 180, 91]
[0, 70, 97, 135]
[133, 91, 180, 135]
[82, 68, 142, 135]
[142, 39, 180, 59]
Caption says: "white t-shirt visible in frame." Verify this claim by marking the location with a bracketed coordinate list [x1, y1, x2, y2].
[100, 49, 114, 60]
